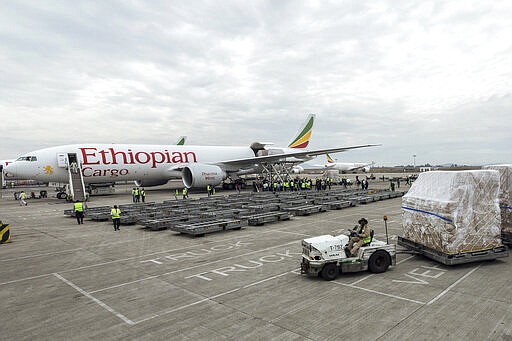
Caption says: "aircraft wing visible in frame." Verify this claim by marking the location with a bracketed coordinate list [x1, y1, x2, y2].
[217, 144, 379, 168]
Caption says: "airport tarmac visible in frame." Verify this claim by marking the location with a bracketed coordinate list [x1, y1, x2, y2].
[0, 182, 511, 340]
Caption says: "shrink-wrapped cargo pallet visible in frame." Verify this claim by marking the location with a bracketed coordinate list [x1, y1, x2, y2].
[402, 170, 502, 254]
[482, 164, 512, 233]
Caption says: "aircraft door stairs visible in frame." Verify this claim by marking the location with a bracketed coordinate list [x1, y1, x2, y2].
[0, 165, 5, 189]
[66, 153, 86, 202]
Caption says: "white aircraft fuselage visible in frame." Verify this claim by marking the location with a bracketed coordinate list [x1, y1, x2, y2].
[5, 114, 377, 189]
[326, 162, 372, 172]
[7, 144, 258, 184]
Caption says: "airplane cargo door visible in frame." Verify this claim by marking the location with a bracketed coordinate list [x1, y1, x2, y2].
[67, 153, 78, 164]
[57, 153, 67, 168]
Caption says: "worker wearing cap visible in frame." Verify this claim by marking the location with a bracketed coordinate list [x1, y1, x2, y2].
[347, 218, 371, 257]
[111, 205, 121, 231]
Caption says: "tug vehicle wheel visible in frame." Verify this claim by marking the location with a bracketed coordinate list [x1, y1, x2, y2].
[321, 263, 338, 281]
[368, 250, 391, 273]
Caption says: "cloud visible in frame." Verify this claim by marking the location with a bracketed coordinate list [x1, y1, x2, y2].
[0, 0, 511, 166]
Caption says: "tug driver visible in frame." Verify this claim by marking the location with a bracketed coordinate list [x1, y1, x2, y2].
[347, 218, 371, 257]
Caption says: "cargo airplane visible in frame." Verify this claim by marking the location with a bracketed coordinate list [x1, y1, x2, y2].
[6, 115, 377, 189]
[293, 153, 373, 174]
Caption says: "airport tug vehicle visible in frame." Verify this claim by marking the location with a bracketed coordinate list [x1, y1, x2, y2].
[300, 227, 396, 281]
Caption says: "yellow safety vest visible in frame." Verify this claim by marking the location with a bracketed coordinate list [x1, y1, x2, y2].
[20, 192, 26, 199]
[111, 208, 121, 219]
[356, 224, 372, 244]
[182, 188, 187, 195]
[74, 202, 83, 212]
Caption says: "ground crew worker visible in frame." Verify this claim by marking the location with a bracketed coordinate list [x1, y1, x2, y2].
[19, 191, 27, 206]
[70, 161, 79, 174]
[74, 201, 85, 225]
[140, 188, 146, 203]
[207, 185, 212, 197]
[135, 187, 140, 202]
[347, 218, 371, 257]
[111, 205, 121, 231]
[132, 188, 137, 202]
[182, 188, 188, 199]
[174, 189, 179, 200]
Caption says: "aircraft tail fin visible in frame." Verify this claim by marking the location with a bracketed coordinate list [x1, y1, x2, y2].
[326, 153, 336, 163]
[176, 136, 187, 145]
[287, 114, 315, 149]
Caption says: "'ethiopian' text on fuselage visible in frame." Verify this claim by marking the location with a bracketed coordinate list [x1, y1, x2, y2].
[80, 148, 197, 168]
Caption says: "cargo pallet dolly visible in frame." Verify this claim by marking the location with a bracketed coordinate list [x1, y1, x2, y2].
[397, 236, 509, 266]
[502, 231, 512, 246]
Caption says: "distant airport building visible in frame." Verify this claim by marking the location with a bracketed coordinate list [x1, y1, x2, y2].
[419, 166, 435, 172]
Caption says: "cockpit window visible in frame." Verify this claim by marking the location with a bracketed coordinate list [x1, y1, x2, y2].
[16, 156, 37, 161]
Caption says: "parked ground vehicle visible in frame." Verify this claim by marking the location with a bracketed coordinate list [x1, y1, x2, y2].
[300, 231, 396, 280]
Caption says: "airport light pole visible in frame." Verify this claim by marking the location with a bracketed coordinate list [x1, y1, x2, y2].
[413, 154, 416, 169]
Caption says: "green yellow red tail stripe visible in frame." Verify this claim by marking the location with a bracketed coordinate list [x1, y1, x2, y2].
[326, 153, 335, 163]
[288, 114, 315, 148]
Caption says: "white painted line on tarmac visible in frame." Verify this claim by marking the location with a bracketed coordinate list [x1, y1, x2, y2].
[342, 255, 414, 286]
[350, 275, 374, 285]
[0, 238, 149, 262]
[0, 228, 303, 287]
[0, 273, 52, 286]
[133, 288, 241, 324]
[132, 269, 296, 325]
[59, 229, 289, 273]
[397, 255, 415, 265]
[244, 271, 290, 288]
[90, 240, 300, 293]
[88, 275, 160, 294]
[332, 281, 426, 305]
[426, 265, 480, 306]
[273, 230, 312, 237]
[53, 273, 135, 326]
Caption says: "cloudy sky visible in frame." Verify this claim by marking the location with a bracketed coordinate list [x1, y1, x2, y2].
[1, 0, 511, 166]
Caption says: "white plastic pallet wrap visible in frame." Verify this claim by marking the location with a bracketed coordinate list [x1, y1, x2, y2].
[402, 170, 502, 254]
[482, 164, 512, 233]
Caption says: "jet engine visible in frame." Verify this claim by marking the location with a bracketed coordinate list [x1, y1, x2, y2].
[292, 165, 304, 174]
[182, 164, 227, 188]
[134, 179, 169, 187]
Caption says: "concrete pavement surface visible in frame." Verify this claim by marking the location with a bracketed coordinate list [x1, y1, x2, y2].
[0, 181, 511, 340]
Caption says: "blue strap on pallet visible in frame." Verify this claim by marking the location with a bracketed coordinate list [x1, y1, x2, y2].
[401, 206, 453, 223]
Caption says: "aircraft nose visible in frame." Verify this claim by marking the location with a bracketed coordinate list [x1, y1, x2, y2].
[4, 163, 17, 176]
